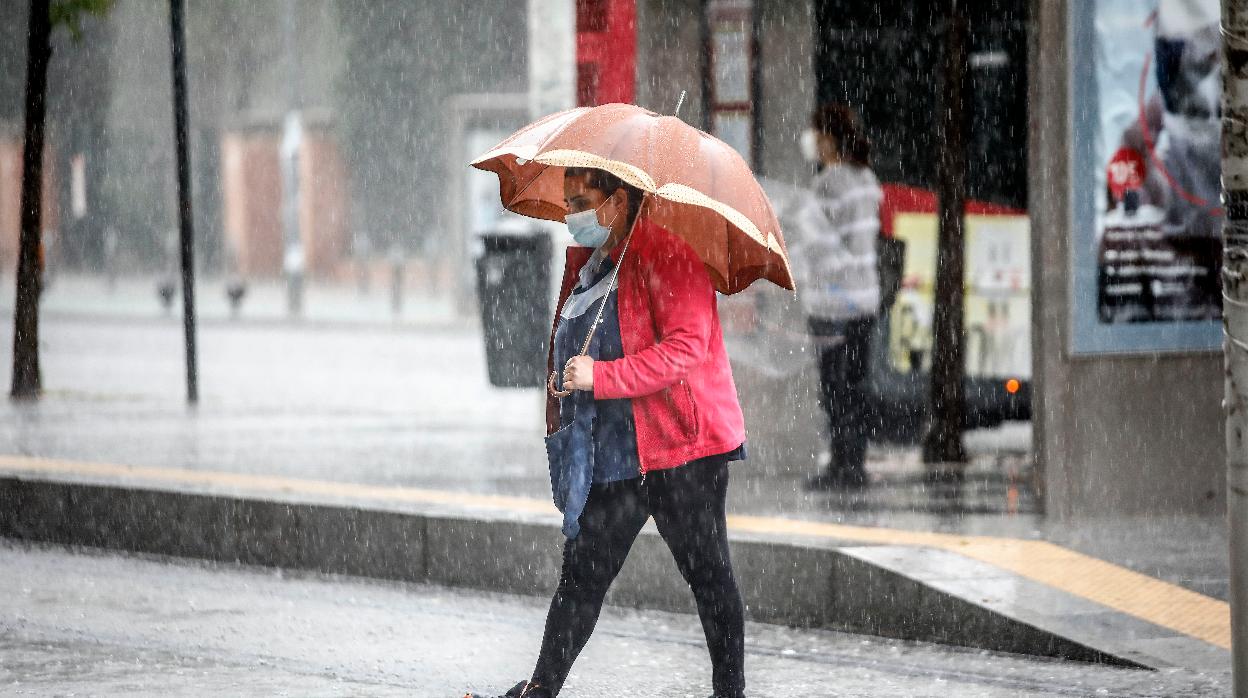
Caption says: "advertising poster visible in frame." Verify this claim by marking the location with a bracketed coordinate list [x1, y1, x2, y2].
[1071, 0, 1224, 353]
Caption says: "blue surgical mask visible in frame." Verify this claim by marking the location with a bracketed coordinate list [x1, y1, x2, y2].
[565, 200, 615, 247]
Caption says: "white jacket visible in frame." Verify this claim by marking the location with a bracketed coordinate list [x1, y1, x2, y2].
[787, 163, 882, 322]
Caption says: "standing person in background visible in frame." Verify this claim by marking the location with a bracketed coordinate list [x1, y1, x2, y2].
[798, 104, 883, 490]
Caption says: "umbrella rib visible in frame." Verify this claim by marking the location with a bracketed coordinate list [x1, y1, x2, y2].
[507, 162, 553, 211]
[534, 108, 587, 154]
[503, 107, 596, 211]
[604, 109, 643, 165]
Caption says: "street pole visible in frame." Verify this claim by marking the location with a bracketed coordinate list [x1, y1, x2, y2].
[168, 0, 198, 404]
[281, 0, 304, 318]
[1224, 1, 1248, 691]
[923, 0, 969, 466]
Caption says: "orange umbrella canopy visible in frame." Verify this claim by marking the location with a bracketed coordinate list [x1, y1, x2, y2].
[470, 103, 794, 295]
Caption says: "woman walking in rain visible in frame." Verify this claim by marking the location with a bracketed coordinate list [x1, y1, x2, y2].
[474, 166, 748, 697]
[468, 101, 795, 698]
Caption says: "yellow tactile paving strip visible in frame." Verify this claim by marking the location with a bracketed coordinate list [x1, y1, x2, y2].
[0, 454, 1230, 650]
[729, 515, 1230, 649]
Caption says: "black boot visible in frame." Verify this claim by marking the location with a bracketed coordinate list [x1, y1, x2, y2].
[464, 680, 552, 698]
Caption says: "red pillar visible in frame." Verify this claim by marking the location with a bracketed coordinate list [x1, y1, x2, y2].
[575, 0, 636, 106]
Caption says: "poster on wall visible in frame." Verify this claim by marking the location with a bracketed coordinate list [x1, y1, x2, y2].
[1070, 0, 1224, 353]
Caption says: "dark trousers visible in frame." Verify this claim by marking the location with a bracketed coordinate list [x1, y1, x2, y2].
[530, 457, 745, 697]
[810, 316, 875, 473]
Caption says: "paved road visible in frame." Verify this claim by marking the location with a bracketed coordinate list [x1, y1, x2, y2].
[0, 542, 1229, 697]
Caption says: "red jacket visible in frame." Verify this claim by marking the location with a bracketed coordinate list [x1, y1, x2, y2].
[546, 218, 747, 475]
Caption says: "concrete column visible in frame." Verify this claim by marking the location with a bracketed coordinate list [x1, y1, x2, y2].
[528, 0, 575, 120]
[635, 0, 704, 120]
[757, 0, 815, 183]
[1028, 0, 1071, 516]
[1029, 0, 1225, 518]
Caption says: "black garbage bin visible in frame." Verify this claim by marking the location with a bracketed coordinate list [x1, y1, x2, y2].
[476, 230, 552, 388]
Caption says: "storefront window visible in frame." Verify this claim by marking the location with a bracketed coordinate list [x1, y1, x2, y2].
[706, 0, 754, 162]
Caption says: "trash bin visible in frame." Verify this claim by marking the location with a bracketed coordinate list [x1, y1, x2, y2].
[476, 230, 551, 388]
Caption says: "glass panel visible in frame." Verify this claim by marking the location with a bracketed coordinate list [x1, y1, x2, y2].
[713, 110, 751, 159]
[712, 18, 749, 103]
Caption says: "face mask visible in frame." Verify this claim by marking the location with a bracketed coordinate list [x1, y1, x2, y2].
[565, 199, 615, 247]
[799, 128, 820, 163]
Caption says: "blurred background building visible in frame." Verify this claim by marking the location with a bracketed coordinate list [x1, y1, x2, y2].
[0, 0, 528, 285]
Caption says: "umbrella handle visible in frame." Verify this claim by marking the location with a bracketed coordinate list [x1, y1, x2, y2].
[548, 370, 573, 398]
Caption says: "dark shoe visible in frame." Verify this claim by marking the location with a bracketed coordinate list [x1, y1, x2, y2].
[464, 680, 551, 698]
[804, 468, 869, 491]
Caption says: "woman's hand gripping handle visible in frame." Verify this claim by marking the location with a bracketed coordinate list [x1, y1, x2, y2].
[547, 355, 595, 397]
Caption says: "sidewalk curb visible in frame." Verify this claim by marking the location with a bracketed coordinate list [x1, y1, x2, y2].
[0, 474, 1209, 670]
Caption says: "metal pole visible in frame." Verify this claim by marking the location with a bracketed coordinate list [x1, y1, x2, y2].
[1224, 1, 1248, 691]
[169, 0, 198, 404]
[281, 0, 304, 318]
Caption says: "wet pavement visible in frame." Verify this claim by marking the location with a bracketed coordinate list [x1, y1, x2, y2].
[0, 541, 1229, 697]
[3, 272, 461, 327]
[0, 297, 1228, 605]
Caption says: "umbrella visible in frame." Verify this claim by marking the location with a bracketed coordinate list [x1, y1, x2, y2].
[470, 102, 794, 295]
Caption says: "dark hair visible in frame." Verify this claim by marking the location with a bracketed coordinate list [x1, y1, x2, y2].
[564, 167, 646, 229]
[811, 103, 871, 167]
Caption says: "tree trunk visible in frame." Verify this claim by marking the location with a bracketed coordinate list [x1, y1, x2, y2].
[1221, 0, 1248, 692]
[923, 1, 969, 465]
[11, 0, 51, 400]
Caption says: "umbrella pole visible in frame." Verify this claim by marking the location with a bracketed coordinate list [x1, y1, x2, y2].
[576, 193, 650, 357]
[550, 193, 652, 398]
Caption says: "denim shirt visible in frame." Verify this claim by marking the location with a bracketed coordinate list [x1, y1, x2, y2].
[553, 252, 641, 483]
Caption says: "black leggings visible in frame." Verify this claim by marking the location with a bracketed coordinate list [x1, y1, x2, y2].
[530, 457, 745, 697]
